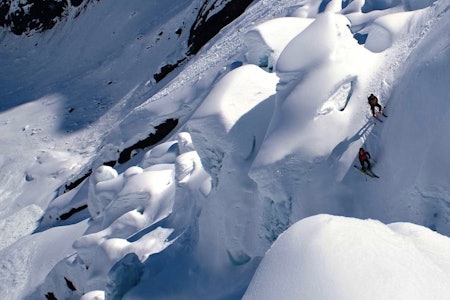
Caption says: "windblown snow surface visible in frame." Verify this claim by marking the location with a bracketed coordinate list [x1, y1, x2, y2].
[1, 0, 450, 299]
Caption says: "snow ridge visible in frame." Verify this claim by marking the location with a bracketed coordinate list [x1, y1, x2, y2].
[1, 0, 450, 299]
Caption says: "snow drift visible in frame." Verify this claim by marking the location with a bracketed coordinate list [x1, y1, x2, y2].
[1, 0, 450, 299]
[244, 214, 450, 300]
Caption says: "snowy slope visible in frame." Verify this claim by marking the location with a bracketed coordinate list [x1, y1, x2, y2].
[244, 214, 450, 300]
[1, 0, 450, 299]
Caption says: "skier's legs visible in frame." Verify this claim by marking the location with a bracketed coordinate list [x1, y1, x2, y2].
[375, 103, 382, 113]
[361, 159, 371, 170]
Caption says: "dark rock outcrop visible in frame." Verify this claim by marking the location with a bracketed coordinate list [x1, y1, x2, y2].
[0, 0, 91, 35]
[61, 118, 178, 194]
[187, 0, 254, 55]
[118, 118, 179, 164]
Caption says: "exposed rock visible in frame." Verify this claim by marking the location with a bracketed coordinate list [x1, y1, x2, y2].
[0, 0, 92, 35]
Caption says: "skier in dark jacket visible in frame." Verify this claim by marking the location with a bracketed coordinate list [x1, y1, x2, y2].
[358, 147, 371, 170]
[368, 94, 385, 117]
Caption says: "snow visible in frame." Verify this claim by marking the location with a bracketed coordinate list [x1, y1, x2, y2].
[243, 214, 450, 300]
[244, 17, 314, 70]
[1, 0, 450, 299]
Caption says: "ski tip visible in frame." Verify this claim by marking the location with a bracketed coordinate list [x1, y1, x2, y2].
[369, 172, 380, 178]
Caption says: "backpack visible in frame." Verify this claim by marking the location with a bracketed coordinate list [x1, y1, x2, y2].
[359, 150, 370, 162]
[368, 94, 377, 106]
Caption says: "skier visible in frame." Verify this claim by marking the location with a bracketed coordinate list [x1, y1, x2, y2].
[358, 147, 371, 171]
[367, 94, 385, 117]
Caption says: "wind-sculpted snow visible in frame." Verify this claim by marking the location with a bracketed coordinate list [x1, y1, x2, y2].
[244, 17, 314, 71]
[317, 76, 356, 115]
[188, 64, 278, 187]
[244, 215, 450, 300]
[41, 132, 211, 298]
[365, 11, 417, 52]
[252, 12, 375, 169]
[246, 0, 450, 252]
[1, 0, 450, 299]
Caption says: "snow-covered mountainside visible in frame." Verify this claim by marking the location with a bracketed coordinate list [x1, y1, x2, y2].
[1, 0, 450, 299]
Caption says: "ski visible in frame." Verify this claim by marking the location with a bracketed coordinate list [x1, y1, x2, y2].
[374, 113, 387, 123]
[353, 165, 379, 178]
[366, 169, 379, 178]
[374, 116, 383, 123]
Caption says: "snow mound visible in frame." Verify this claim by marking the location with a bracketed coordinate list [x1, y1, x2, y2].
[40, 132, 212, 298]
[244, 214, 450, 300]
[244, 17, 314, 70]
[365, 11, 416, 53]
[1, 0, 449, 298]
[188, 64, 278, 186]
